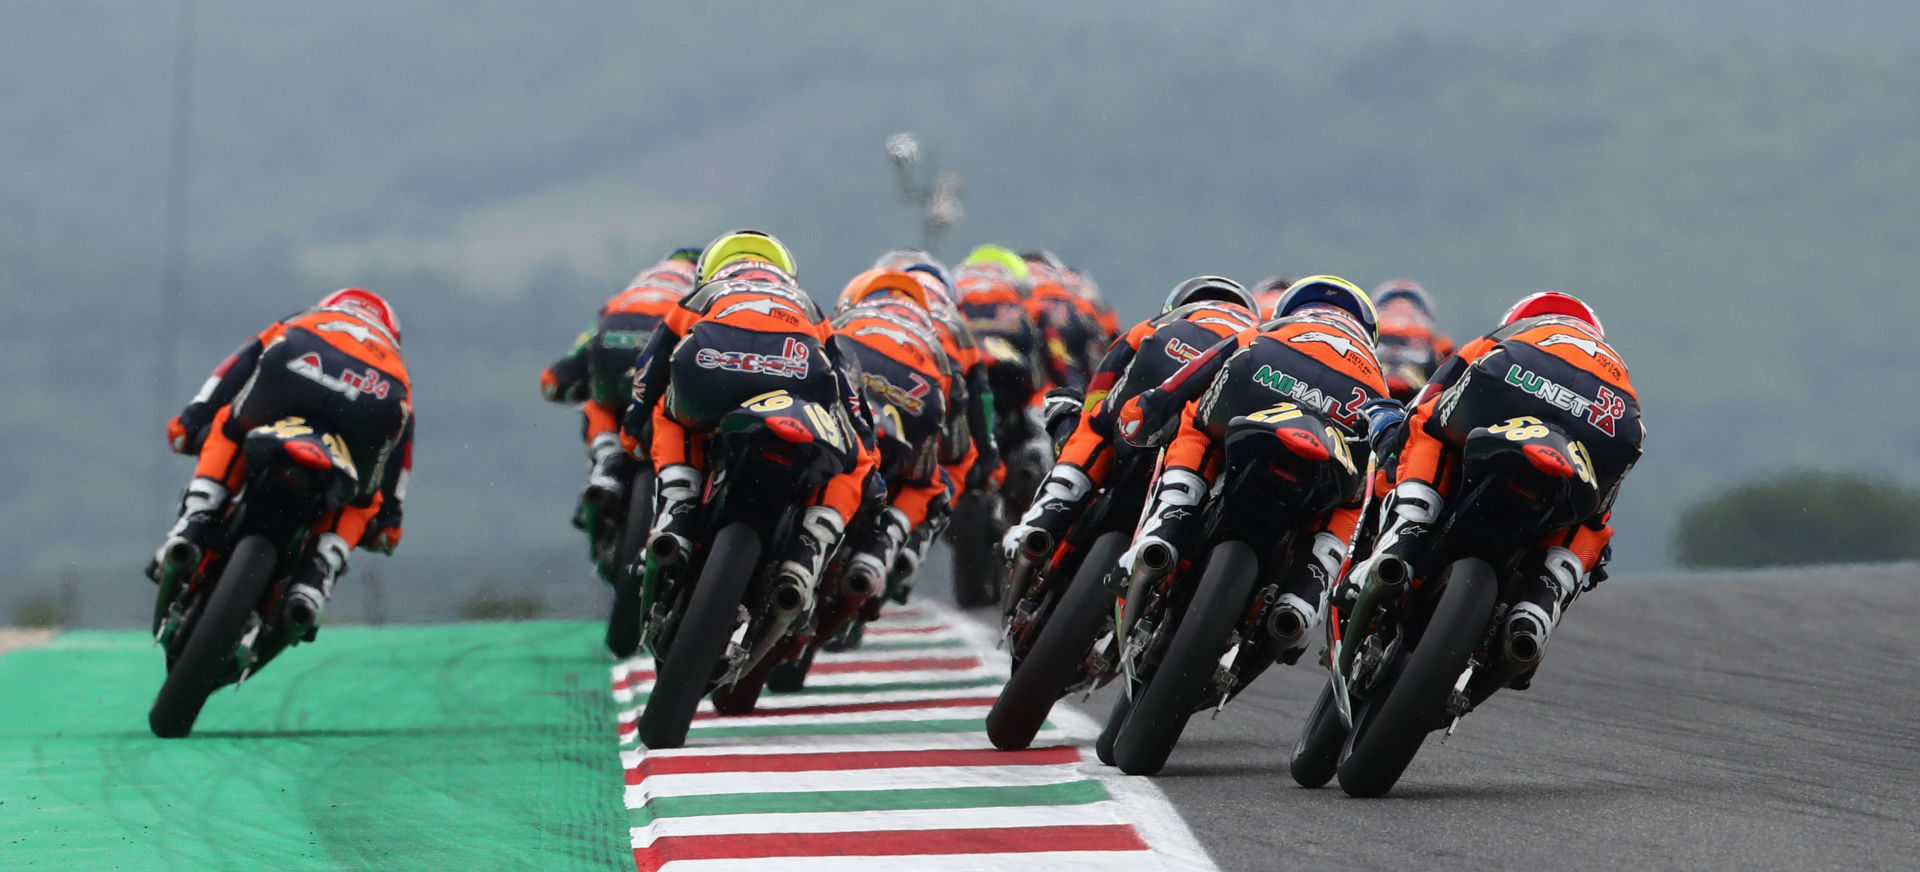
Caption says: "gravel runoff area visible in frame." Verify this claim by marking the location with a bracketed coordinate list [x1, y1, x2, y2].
[0, 627, 56, 655]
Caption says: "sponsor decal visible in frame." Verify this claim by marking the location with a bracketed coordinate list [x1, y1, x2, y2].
[1289, 330, 1362, 359]
[1164, 337, 1203, 363]
[714, 297, 800, 321]
[1503, 365, 1629, 436]
[695, 337, 812, 379]
[862, 371, 932, 417]
[1252, 365, 1364, 424]
[600, 330, 652, 350]
[288, 353, 392, 400]
[854, 324, 915, 346]
[315, 319, 392, 347]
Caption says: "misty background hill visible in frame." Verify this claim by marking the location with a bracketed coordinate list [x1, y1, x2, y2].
[6, 0, 1920, 625]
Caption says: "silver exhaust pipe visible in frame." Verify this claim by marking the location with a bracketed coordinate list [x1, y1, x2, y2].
[646, 532, 686, 567]
[162, 538, 202, 573]
[1266, 603, 1309, 644]
[1338, 554, 1411, 674]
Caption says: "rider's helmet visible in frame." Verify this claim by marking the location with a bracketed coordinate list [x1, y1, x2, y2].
[838, 268, 933, 314]
[902, 264, 960, 312]
[696, 229, 798, 284]
[874, 248, 944, 272]
[1251, 276, 1294, 318]
[317, 288, 401, 342]
[1021, 249, 1069, 275]
[1372, 279, 1435, 324]
[1271, 275, 1379, 343]
[665, 247, 703, 265]
[1502, 291, 1604, 338]
[961, 244, 1030, 287]
[1161, 275, 1258, 315]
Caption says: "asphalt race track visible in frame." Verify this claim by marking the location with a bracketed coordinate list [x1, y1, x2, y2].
[1061, 566, 1920, 871]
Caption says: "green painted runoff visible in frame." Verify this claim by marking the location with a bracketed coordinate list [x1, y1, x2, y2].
[0, 622, 629, 871]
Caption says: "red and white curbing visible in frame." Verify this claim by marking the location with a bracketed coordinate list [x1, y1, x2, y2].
[611, 604, 1219, 871]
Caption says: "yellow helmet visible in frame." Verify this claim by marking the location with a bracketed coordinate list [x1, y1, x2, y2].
[962, 244, 1029, 280]
[696, 229, 798, 283]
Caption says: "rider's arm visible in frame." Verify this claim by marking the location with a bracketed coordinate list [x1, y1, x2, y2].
[169, 327, 276, 454]
[540, 329, 593, 404]
[621, 311, 693, 457]
[1115, 330, 1250, 447]
[361, 415, 413, 554]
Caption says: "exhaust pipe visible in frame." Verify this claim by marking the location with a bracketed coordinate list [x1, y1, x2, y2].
[1338, 554, 1411, 674]
[844, 561, 881, 598]
[1503, 605, 1552, 667]
[1266, 602, 1309, 644]
[646, 532, 686, 567]
[1117, 539, 1177, 638]
[1001, 528, 1055, 617]
[162, 538, 202, 573]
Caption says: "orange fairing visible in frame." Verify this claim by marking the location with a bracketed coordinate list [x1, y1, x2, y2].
[841, 269, 932, 312]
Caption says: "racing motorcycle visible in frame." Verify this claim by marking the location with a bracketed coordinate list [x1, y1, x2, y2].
[148, 416, 375, 738]
[1101, 400, 1364, 775]
[946, 334, 1050, 608]
[1291, 358, 1640, 796]
[633, 388, 858, 749]
[984, 413, 1153, 752]
[580, 461, 654, 658]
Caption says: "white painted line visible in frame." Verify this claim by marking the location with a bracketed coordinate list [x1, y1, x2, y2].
[621, 730, 1080, 764]
[627, 763, 1092, 804]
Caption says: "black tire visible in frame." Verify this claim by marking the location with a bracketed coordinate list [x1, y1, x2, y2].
[949, 495, 1004, 609]
[1112, 540, 1260, 776]
[1337, 557, 1498, 798]
[605, 471, 655, 658]
[986, 531, 1125, 751]
[148, 535, 278, 738]
[1289, 682, 1348, 788]
[638, 523, 760, 749]
[711, 651, 775, 715]
[1095, 691, 1132, 766]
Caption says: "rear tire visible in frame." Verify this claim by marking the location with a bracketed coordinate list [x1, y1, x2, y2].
[638, 523, 760, 749]
[986, 531, 1125, 751]
[1095, 691, 1132, 766]
[767, 644, 817, 693]
[605, 471, 655, 658]
[1111, 541, 1259, 776]
[149, 535, 278, 738]
[1289, 682, 1348, 788]
[949, 494, 1005, 609]
[1337, 557, 1497, 797]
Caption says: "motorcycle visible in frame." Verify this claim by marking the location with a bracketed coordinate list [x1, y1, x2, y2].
[983, 432, 1153, 752]
[580, 459, 654, 658]
[1102, 401, 1363, 775]
[1292, 356, 1639, 796]
[946, 334, 1050, 608]
[148, 415, 372, 738]
[633, 388, 858, 749]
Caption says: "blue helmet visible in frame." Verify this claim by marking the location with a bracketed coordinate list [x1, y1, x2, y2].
[1272, 275, 1378, 342]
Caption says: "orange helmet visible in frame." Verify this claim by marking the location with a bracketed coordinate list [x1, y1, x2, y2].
[838, 268, 932, 315]
[1502, 291, 1604, 338]
[317, 288, 400, 342]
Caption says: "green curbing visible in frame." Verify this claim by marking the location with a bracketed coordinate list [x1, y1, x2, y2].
[630, 778, 1112, 824]
[0, 621, 630, 871]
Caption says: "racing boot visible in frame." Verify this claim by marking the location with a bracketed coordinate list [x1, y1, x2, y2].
[844, 506, 910, 600]
[149, 477, 228, 583]
[889, 507, 949, 604]
[579, 434, 635, 520]
[1266, 531, 1343, 665]
[644, 464, 702, 569]
[1337, 480, 1442, 606]
[1503, 546, 1583, 689]
[1113, 468, 1208, 594]
[773, 506, 845, 614]
[284, 532, 350, 640]
[1000, 463, 1095, 562]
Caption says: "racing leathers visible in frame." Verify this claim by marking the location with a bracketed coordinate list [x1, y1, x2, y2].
[1375, 312, 1457, 403]
[541, 261, 695, 520]
[159, 304, 413, 625]
[1116, 309, 1388, 661]
[1001, 300, 1260, 563]
[1363, 315, 1641, 669]
[621, 265, 878, 596]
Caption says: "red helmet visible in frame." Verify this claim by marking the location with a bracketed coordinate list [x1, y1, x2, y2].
[317, 288, 401, 342]
[1502, 291, 1602, 338]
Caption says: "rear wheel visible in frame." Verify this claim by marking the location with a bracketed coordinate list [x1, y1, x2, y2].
[949, 493, 1004, 609]
[767, 644, 818, 693]
[149, 535, 278, 738]
[1289, 682, 1348, 788]
[1112, 540, 1259, 776]
[605, 471, 654, 658]
[1095, 690, 1132, 766]
[638, 523, 760, 749]
[1337, 557, 1497, 797]
[986, 531, 1125, 751]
